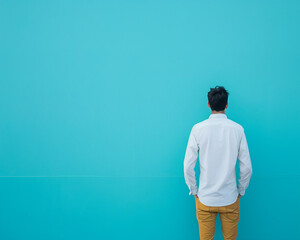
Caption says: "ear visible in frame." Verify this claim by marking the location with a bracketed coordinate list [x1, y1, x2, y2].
[207, 101, 211, 109]
[225, 102, 228, 109]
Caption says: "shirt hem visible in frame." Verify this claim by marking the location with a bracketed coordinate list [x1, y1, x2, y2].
[198, 193, 239, 207]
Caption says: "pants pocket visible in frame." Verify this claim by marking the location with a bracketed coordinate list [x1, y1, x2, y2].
[224, 206, 240, 222]
[197, 210, 213, 221]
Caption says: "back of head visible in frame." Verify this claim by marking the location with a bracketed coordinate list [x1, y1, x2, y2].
[207, 86, 229, 111]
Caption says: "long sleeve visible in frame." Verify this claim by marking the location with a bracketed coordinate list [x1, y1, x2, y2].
[183, 126, 199, 195]
[237, 129, 253, 196]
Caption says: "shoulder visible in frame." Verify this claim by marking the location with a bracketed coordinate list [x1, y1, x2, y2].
[190, 119, 210, 133]
[226, 118, 244, 132]
[190, 117, 245, 133]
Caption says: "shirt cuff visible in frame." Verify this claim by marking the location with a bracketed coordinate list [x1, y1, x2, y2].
[188, 185, 198, 195]
[238, 189, 245, 196]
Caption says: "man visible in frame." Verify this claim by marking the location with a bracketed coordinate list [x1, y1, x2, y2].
[183, 86, 252, 240]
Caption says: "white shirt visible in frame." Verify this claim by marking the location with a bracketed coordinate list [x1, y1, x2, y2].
[183, 113, 252, 207]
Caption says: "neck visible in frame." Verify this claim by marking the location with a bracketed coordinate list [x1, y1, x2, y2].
[211, 110, 225, 114]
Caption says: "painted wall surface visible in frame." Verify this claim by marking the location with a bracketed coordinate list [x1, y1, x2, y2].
[0, 1, 299, 239]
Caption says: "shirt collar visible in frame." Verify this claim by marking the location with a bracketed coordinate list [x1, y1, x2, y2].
[209, 113, 227, 119]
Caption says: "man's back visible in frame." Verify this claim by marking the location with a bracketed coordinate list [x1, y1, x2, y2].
[184, 86, 253, 239]
[184, 113, 252, 207]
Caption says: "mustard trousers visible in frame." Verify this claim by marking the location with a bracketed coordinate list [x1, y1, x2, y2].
[195, 196, 240, 240]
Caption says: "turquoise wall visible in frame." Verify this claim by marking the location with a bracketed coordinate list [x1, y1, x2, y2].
[1, 1, 299, 239]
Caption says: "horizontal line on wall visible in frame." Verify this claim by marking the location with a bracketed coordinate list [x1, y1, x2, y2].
[0, 176, 183, 178]
[0, 175, 298, 178]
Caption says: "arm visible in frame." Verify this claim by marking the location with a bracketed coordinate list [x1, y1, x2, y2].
[237, 129, 253, 196]
[183, 126, 199, 196]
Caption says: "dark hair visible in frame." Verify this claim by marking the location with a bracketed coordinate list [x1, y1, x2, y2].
[207, 86, 229, 111]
